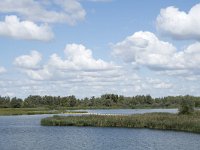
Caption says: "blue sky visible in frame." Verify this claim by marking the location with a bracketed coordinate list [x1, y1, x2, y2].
[0, 0, 200, 98]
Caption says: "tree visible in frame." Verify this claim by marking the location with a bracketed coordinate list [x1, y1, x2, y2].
[0, 96, 10, 108]
[10, 97, 23, 108]
[68, 95, 77, 107]
[178, 97, 194, 115]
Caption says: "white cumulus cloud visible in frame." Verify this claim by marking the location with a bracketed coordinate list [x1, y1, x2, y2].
[0, 0, 86, 25]
[112, 31, 200, 74]
[0, 15, 53, 41]
[14, 44, 119, 80]
[112, 31, 177, 70]
[14, 50, 42, 69]
[49, 43, 116, 71]
[156, 3, 200, 40]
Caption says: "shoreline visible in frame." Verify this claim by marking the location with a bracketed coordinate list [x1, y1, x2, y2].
[41, 111, 200, 133]
[0, 107, 178, 116]
[0, 108, 87, 116]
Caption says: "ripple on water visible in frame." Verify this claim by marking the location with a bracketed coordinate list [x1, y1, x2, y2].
[0, 110, 200, 150]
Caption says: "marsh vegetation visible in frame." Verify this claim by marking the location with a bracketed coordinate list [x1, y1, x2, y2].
[0, 108, 87, 116]
[41, 110, 200, 133]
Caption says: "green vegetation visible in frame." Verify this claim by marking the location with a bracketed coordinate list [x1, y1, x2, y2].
[41, 111, 200, 133]
[0, 94, 197, 116]
[0, 108, 87, 116]
[178, 97, 195, 115]
[1, 94, 200, 109]
[0, 108, 58, 115]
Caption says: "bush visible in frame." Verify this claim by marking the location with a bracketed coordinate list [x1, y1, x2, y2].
[178, 98, 194, 115]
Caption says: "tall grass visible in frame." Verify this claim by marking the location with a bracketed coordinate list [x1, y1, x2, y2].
[41, 111, 200, 133]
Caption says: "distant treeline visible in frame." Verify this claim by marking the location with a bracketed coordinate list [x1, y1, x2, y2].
[0, 94, 199, 108]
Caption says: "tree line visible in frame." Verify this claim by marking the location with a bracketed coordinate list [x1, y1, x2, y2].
[0, 94, 199, 109]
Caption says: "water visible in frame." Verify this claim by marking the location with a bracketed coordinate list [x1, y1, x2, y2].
[0, 109, 200, 150]
[83, 108, 178, 115]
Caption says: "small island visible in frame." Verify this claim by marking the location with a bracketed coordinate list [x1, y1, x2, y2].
[40, 112, 200, 133]
[40, 97, 200, 133]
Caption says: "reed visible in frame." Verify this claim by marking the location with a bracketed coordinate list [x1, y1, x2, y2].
[41, 111, 200, 133]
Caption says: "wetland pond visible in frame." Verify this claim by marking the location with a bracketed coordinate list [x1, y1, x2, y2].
[0, 109, 200, 150]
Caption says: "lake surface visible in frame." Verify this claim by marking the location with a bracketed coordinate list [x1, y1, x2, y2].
[83, 108, 178, 115]
[0, 109, 200, 150]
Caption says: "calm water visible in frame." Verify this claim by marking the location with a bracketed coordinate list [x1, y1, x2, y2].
[0, 109, 200, 150]
[83, 108, 178, 115]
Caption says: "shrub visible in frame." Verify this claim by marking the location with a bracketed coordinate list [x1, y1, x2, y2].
[178, 98, 194, 115]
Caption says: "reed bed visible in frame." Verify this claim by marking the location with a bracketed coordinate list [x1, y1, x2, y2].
[41, 111, 200, 133]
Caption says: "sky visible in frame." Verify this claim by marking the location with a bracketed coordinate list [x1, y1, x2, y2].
[0, 0, 200, 98]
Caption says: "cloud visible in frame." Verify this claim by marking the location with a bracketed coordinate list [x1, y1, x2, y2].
[156, 4, 200, 40]
[85, 0, 112, 2]
[147, 78, 173, 89]
[0, 72, 141, 98]
[0, 66, 6, 74]
[14, 50, 42, 69]
[0, 0, 86, 25]
[11, 43, 150, 97]
[14, 43, 119, 80]
[112, 31, 177, 70]
[112, 31, 200, 74]
[49, 43, 116, 71]
[0, 15, 53, 41]
[1, 2, 200, 98]
[24, 66, 52, 81]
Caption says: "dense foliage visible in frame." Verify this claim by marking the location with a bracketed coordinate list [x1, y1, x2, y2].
[41, 111, 200, 133]
[178, 96, 195, 114]
[0, 94, 199, 109]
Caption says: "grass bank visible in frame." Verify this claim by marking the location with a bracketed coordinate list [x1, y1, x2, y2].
[41, 111, 200, 133]
[0, 108, 87, 116]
